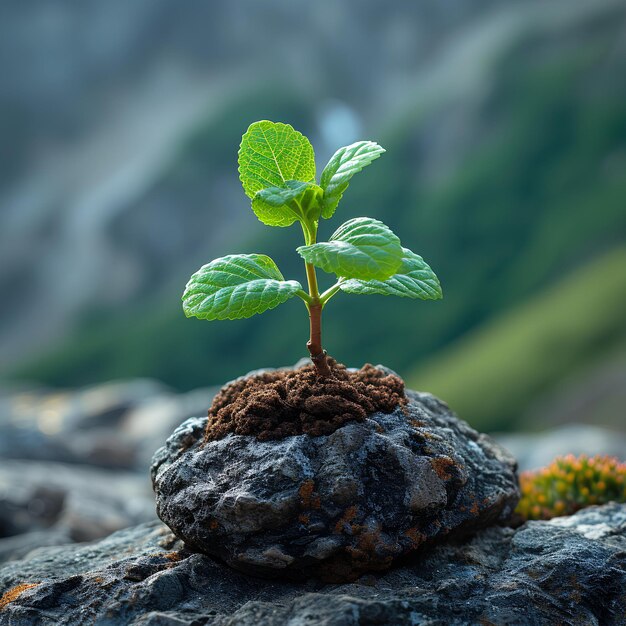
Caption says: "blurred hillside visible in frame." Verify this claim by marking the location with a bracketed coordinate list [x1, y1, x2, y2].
[1, 0, 625, 433]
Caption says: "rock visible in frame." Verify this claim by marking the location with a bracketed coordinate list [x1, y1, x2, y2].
[0, 528, 72, 566]
[0, 460, 156, 564]
[0, 381, 215, 471]
[0, 381, 163, 469]
[120, 386, 217, 470]
[495, 425, 626, 471]
[0, 380, 214, 567]
[151, 387, 519, 581]
[1, 503, 625, 625]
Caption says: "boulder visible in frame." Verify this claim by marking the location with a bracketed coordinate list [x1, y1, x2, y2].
[1, 503, 624, 625]
[151, 386, 519, 581]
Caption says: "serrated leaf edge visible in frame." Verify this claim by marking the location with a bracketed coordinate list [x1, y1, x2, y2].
[238, 120, 316, 200]
[340, 248, 443, 300]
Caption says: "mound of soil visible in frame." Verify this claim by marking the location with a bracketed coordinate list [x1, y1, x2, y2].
[205, 360, 405, 442]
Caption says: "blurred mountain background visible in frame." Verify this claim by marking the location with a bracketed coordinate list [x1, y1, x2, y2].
[1, 0, 625, 435]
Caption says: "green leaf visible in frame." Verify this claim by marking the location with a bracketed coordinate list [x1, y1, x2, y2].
[340, 248, 443, 300]
[252, 181, 323, 227]
[182, 254, 303, 321]
[238, 121, 316, 200]
[320, 141, 385, 218]
[297, 217, 403, 281]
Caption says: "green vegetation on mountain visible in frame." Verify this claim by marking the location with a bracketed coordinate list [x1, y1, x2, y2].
[15, 31, 626, 431]
[409, 246, 626, 432]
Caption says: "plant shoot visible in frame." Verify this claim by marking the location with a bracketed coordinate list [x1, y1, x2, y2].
[182, 121, 442, 376]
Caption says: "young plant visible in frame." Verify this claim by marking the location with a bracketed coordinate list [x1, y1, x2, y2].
[182, 120, 442, 377]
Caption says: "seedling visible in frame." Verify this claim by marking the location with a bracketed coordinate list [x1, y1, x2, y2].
[182, 121, 442, 377]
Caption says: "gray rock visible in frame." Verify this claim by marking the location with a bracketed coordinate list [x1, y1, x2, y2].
[495, 425, 626, 471]
[0, 380, 164, 469]
[0, 381, 215, 471]
[121, 386, 217, 470]
[0, 460, 156, 564]
[151, 389, 519, 581]
[1, 503, 625, 625]
[0, 528, 72, 565]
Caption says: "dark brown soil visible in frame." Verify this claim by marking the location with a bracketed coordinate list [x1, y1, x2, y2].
[205, 360, 406, 442]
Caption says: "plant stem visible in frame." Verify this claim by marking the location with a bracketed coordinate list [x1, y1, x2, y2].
[301, 220, 332, 377]
[295, 289, 313, 305]
[307, 302, 332, 377]
[319, 280, 343, 306]
[304, 262, 320, 299]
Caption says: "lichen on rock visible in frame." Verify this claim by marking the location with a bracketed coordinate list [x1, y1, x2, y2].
[151, 365, 520, 581]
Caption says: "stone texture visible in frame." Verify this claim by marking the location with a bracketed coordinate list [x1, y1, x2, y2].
[0, 381, 215, 470]
[151, 387, 519, 581]
[1, 503, 625, 625]
[495, 424, 626, 471]
[0, 460, 155, 564]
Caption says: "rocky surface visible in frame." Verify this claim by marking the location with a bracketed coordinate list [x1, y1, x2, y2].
[0, 503, 624, 625]
[152, 385, 519, 581]
[0, 379, 217, 567]
[0, 381, 214, 470]
[1, 374, 624, 577]
[495, 424, 626, 471]
[0, 460, 155, 564]
[1, 373, 624, 623]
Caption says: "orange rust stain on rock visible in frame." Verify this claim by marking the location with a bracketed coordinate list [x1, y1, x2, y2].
[298, 513, 310, 525]
[356, 528, 384, 555]
[334, 505, 360, 534]
[209, 519, 219, 530]
[409, 418, 426, 429]
[163, 551, 182, 562]
[430, 456, 457, 480]
[298, 479, 321, 510]
[0, 583, 39, 610]
[481, 496, 495, 508]
[299, 479, 314, 505]
[345, 545, 364, 559]
[346, 544, 393, 568]
[374, 423, 384, 434]
[403, 527, 425, 547]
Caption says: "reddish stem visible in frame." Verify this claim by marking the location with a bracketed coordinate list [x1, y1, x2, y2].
[307, 303, 332, 377]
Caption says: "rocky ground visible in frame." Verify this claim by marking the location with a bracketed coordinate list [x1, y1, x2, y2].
[0, 504, 624, 625]
[0, 379, 213, 565]
[1, 376, 625, 624]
